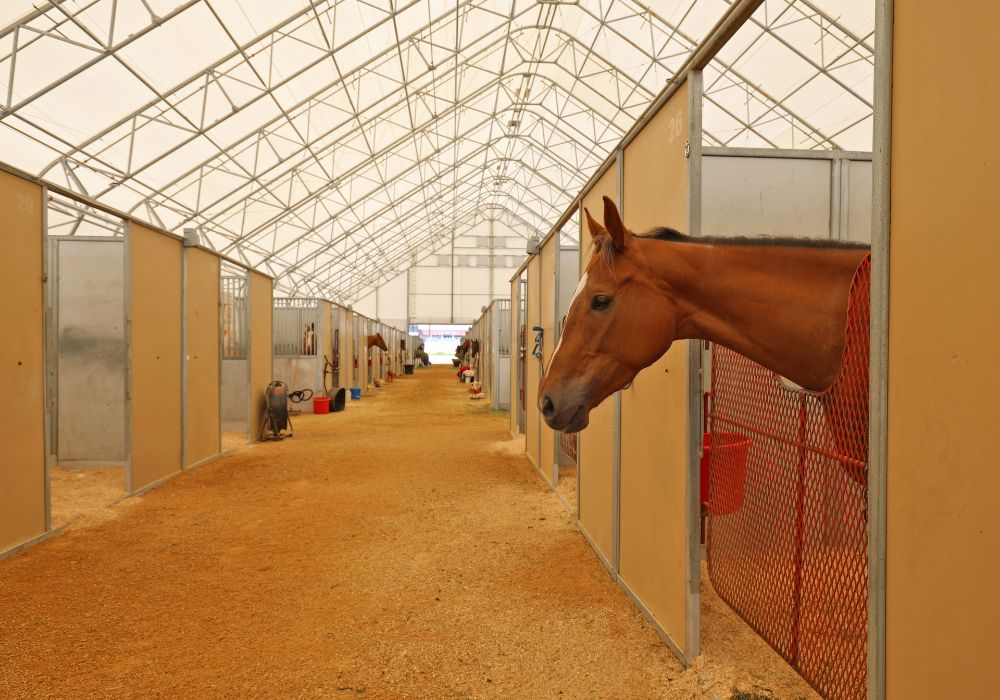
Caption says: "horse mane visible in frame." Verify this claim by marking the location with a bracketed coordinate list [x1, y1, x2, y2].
[636, 227, 871, 250]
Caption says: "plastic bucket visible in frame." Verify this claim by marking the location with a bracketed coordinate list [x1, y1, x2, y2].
[701, 431, 752, 515]
[313, 396, 331, 414]
[350, 387, 362, 400]
[404, 364, 414, 375]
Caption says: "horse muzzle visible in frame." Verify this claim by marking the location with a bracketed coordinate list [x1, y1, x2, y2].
[540, 393, 589, 433]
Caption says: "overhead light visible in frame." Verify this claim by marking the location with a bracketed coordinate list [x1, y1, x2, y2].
[526, 235, 540, 254]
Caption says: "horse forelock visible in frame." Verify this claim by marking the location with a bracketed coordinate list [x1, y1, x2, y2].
[592, 234, 617, 273]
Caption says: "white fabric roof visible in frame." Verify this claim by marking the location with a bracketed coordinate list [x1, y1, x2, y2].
[0, 0, 872, 303]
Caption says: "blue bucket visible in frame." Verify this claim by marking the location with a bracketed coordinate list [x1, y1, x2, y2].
[350, 387, 362, 400]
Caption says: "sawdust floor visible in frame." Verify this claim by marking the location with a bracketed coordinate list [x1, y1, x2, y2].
[49, 467, 127, 530]
[0, 366, 817, 699]
[554, 464, 577, 517]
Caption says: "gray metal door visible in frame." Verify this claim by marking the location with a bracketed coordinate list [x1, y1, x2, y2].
[54, 239, 127, 464]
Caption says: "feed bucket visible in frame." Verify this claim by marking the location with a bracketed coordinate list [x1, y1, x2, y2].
[701, 431, 752, 515]
[350, 387, 362, 400]
[313, 396, 331, 414]
[404, 364, 414, 375]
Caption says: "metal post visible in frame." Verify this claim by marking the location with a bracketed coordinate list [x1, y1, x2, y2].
[868, 1, 893, 697]
[685, 68, 704, 659]
[612, 147, 623, 574]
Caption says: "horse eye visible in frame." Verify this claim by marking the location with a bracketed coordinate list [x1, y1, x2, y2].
[591, 295, 612, 311]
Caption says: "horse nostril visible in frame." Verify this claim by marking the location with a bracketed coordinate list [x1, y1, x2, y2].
[541, 395, 555, 419]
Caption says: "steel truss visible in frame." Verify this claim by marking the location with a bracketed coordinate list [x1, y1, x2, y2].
[0, 0, 872, 301]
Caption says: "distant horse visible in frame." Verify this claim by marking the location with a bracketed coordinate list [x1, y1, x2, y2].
[302, 322, 315, 355]
[456, 338, 480, 364]
[367, 333, 388, 352]
[538, 197, 870, 484]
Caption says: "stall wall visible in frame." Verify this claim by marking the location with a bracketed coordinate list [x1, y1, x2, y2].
[538, 237, 558, 485]
[524, 257, 542, 473]
[0, 171, 45, 553]
[701, 152, 872, 243]
[183, 248, 220, 468]
[701, 156, 831, 238]
[576, 166, 618, 565]
[885, 5, 1000, 695]
[248, 272, 273, 440]
[130, 223, 183, 493]
[619, 82, 694, 659]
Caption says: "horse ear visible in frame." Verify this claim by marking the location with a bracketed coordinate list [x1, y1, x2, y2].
[602, 196, 626, 251]
[584, 207, 607, 240]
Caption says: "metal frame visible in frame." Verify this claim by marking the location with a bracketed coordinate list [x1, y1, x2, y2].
[41, 183, 51, 532]
[685, 68, 704, 661]
[868, 1, 892, 698]
[123, 220, 134, 494]
[0, 0, 871, 305]
[611, 147, 624, 575]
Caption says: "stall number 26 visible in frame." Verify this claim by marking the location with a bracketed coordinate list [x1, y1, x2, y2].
[665, 110, 684, 145]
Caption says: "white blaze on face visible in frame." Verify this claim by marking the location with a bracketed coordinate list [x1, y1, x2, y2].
[545, 272, 588, 374]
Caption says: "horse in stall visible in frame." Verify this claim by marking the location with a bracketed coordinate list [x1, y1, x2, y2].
[538, 197, 870, 486]
[367, 333, 388, 351]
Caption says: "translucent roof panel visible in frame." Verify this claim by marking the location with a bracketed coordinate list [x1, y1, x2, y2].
[0, 0, 872, 303]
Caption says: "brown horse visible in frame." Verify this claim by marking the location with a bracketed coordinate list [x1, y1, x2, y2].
[538, 196, 870, 436]
[457, 338, 480, 363]
[367, 333, 388, 352]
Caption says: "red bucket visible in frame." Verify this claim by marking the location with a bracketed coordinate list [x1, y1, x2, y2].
[313, 396, 331, 414]
[700, 432, 751, 515]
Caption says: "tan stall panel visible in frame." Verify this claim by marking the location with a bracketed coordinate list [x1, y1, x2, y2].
[0, 172, 45, 553]
[538, 237, 558, 485]
[886, 5, 1000, 695]
[184, 248, 221, 468]
[577, 167, 618, 566]
[618, 82, 693, 659]
[130, 224, 183, 493]
[248, 272, 272, 440]
[524, 257, 543, 476]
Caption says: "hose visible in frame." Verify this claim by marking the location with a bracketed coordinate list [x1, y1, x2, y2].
[288, 388, 314, 403]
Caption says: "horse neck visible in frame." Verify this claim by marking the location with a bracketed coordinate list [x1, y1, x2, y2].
[638, 239, 868, 391]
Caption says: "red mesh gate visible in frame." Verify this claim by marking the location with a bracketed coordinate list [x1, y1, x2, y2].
[707, 256, 870, 700]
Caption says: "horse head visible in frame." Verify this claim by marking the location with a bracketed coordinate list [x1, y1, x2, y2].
[367, 333, 388, 351]
[471, 339, 481, 356]
[538, 196, 680, 432]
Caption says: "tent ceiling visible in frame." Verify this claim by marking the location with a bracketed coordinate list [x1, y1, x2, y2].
[0, 0, 872, 303]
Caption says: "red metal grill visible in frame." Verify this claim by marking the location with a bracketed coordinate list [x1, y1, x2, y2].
[708, 256, 870, 700]
[559, 432, 577, 463]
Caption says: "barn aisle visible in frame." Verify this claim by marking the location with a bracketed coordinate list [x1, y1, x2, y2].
[0, 367, 812, 699]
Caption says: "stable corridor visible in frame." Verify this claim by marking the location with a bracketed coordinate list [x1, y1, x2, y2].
[1, 367, 811, 698]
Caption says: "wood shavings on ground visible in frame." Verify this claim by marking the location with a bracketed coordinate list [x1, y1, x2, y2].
[1, 366, 817, 699]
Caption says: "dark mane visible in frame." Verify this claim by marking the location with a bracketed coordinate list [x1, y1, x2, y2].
[635, 227, 870, 250]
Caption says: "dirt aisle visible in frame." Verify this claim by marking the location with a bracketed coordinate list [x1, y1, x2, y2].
[0, 366, 812, 699]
